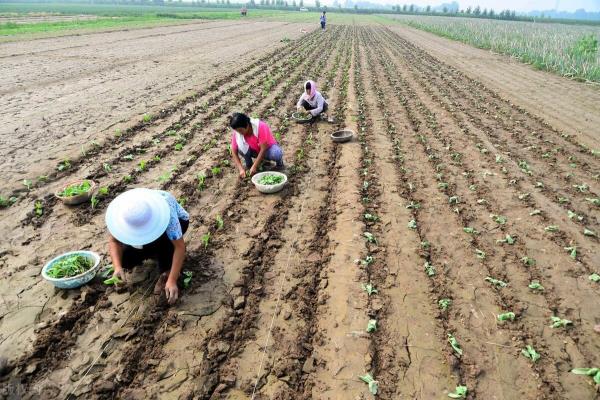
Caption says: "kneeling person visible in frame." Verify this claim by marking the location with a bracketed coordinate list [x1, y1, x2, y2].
[230, 112, 284, 178]
[106, 188, 189, 305]
[296, 80, 328, 119]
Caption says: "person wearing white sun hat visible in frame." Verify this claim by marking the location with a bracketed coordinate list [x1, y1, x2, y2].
[105, 188, 189, 305]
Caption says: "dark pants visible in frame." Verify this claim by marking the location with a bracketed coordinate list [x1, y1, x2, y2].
[300, 99, 328, 115]
[122, 219, 189, 273]
[321, 21, 326, 30]
[239, 144, 284, 168]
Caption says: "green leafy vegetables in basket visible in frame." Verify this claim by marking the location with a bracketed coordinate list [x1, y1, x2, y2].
[294, 111, 311, 120]
[47, 254, 93, 278]
[258, 175, 284, 185]
[58, 181, 92, 197]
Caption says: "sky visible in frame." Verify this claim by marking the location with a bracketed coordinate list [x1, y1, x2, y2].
[335, 0, 600, 11]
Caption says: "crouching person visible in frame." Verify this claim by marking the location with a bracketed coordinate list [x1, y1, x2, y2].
[106, 188, 189, 305]
[230, 112, 284, 178]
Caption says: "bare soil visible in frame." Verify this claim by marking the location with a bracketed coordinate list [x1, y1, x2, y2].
[0, 24, 599, 400]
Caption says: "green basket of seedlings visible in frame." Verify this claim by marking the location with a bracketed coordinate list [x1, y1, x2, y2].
[41, 251, 101, 289]
[292, 111, 313, 124]
[251, 171, 288, 194]
[55, 180, 97, 205]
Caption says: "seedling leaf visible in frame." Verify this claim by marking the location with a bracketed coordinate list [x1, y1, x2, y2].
[103, 276, 122, 286]
[359, 373, 379, 395]
[447, 333, 463, 356]
[497, 312, 516, 321]
[362, 283, 378, 296]
[550, 316, 572, 328]
[366, 319, 377, 333]
[485, 277, 507, 288]
[521, 345, 540, 362]
[589, 273, 600, 283]
[183, 271, 193, 288]
[438, 298, 452, 311]
[448, 385, 467, 399]
[528, 280, 544, 291]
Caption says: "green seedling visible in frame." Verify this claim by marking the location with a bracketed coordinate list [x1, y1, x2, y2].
[528, 280, 544, 291]
[497, 312, 516, 321]
[364, 213, 379, 222]
[46, 254, 93, 278]
[521, 256, 536, 267]
[421, 241, 430, 249]
[545, 225, 559, 233]
[201, 232, 211, 248]
[99, 265, 114, 279]
[535, 181, 544, 188]
[438, 298, 452, 311]
[166, 129, 177, 136]
[495, 155, 503, 163]
[589, 273, 600, 283]
[406, 201, 420, 209]
[550, 316, 572, 328]
[475, 249, 486, 259]
[211, 166, 222, 176]
[360, 256, 374, 266]
[154, 155, 161, 162]
[123, 175, 133, 183]
[197, 173, 206, 191]
[497, 234, 516, 245]
[518, 193, 530, 200]
[91, 195, 99, 209]
[469, 185, 477, 191]
[58, 181, 92, 197]
[137, 160, 147, 172]
[463, 227, 478, 235]
[23, 179, 32, 191]
[518, 160, 531, 174]
[571, 368, 600, 385]
[98, 187, 109, 196]
[123, 154, 134, 161]
[359, 373, 379, 395]
[175, 143, 184, 151]
[573, 183, 589, 192]
[567, 210, 584, 222]
[183, 271, 193, 289]
[565, 246, 577, 260]
[221, 159, 230, 167]
[407, 220, 417, 230]
[490, 214, 507, 225]
[448, 385, 467, 399]
[438, 182, 449, 190]
[558, 197, 570, 204]
[366, 319, 377, 333]
[258, 175, 284, 185]
[37, 175, 48, 182]
[522, 345, 541, 363]
[477, 199, 487, 205]
[447, 333, 463, 356]
[362, 283, 378, 296]
[583, 228, 597, 237]
[34, 201, 43, 217]
[114, 128, 122, 138]
[103, 276, 122, 285]
[103, 163, 112, 173]
[0, 196, 17, 208]
[57, 159, 71, 171]
[152, 138, 161, 145]
[178, 197, 187, 207]
[448, 196, 459, 205]
[142, 113, 152, 122]
[363, 232, 377, 244]
[585, 198, 600, 206]
[486, 277, 507, 288]
[424, 262, 436, 277]
[215, 215, 224, 230]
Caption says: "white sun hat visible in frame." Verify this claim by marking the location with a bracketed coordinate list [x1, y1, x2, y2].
[105, 188, 170, 246]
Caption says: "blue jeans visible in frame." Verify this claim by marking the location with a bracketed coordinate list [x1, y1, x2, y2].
[240, 144, 284, 168]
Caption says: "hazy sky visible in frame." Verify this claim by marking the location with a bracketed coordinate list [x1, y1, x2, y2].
[339, 0, 600, 11]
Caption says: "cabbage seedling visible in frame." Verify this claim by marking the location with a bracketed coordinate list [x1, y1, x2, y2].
[522, 345, 540, 362]
[558, 197, 570, 204]
[448, 385, 467, 399]
[424, 262, 436, 277]
[359, 373, 378, 395]
[201, 233, 211, 248]
[123, 154, 134, 161]
[215, 215, 224, 230]
[463, 227, 478, 235]
[497, 312, 515, 321]
[583, 228, 597, 237]
[183, 271, 193, 288]
[363, 232, 377, 244]
[34, 201, 43, 217]
[564, 246, 577, 259]
[530, 209, 542, 216]
[123, 175, 133, 183]
[142, 113, 152, 122]
[407, 220, 417, 230]
[57, 159, 71, 171]
[589, 273, 600, 283]
[486, 277, 507, 288]
[449, 196, 459, 205]
[362, 283, 377, 296]
[550, 316, 572, 328]
[518, 193, 530, 200]
[497, 234, 516, 245]
[366, 319, 377, 333]
[103, 276, 122, 285]
[175, 143, 184, 151]
[490, 214, 507, 225]
[421, 241, 430, 249]
[544, 225, 559, 233]
[91, 195, 99, 209]
[573, 183, 589, 193]
[364, 213, 379, 222]
[567, 210, 583, 222]
[197, 173, 206, 191]
[571, 368, 600, 385]
[405, 201, 420, 209]
[137, 160, 147, 172]
[23, 179, 32, 191]
[360, 256, 374, 266]
[528, 280, 544, 291]
[438, 298, 452, 311]
[521, 256, 536, 267]
[475, 249, 486, 259]
[103, 163, 112, 173]
[438, 182, 449, 189]
[447, 333, 462, 356]
[585, 198, 600, 206]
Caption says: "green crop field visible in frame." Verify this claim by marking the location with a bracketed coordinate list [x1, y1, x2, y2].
[387, 14, 600, 82]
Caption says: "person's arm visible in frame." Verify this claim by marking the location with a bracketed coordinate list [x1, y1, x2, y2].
[108, 234, 126, 281]
[250, 142, 268, 175]
[232, 148, 246, 178]
[296, 94, 305, 110]
[165, 238, 185, 305]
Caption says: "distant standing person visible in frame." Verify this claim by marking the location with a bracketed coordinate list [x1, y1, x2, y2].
[297, 80, 328, 119]
[320, 11, 326, 31]
[230, 112, 284, 178]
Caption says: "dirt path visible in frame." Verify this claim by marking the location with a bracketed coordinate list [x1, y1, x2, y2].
[0, 20, 309, 194]
[1, 24, 599, 400]
[387, 25, 600, 151]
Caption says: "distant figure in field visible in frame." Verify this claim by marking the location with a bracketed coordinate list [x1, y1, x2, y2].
[229, 112, 284, 178]
[320, 11, 326, 31]
[241, 7, 248, 16]
[296, 80, 328, 119]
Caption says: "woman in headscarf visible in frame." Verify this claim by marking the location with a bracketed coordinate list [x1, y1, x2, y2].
[105, 188, 189, 305]
[296, 80, 328, 119]
[230, 112, 284, 179]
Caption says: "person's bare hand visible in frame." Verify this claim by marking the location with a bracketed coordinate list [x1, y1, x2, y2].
[165, 279, 179, 305]
[239, 168, 247, 179]
[112, 268, 126, 283]
[249, 165, 258, 176]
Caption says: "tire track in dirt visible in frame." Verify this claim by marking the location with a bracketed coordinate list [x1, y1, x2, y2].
[0, 28, 342, 396]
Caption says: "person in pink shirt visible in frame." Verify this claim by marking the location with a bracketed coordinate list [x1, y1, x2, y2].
[230, 112, 284, 179]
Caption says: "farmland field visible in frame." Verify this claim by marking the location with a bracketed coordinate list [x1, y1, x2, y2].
[1, 15, 600, 400]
